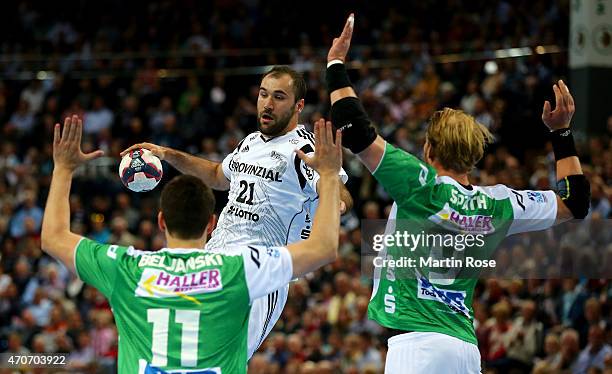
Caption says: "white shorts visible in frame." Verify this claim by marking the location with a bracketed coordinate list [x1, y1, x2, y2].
[247, 284, 289, 358]
[385, 332, 481, 374]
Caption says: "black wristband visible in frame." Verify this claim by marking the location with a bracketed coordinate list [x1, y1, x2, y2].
[550, 128, 577, 161]
[326, 63, 352, 92]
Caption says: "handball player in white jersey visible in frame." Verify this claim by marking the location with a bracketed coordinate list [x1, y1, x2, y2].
[122, 66, 352, 358]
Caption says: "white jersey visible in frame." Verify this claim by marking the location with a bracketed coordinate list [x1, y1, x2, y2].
[208, 125, 347, 249]
[206, 125, 347, 358]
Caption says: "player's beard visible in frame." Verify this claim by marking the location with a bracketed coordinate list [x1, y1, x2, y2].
[257, 107, 295, 137]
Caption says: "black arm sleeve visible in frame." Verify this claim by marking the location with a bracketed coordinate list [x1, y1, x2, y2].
[556, 174, 591, 219]
[330, 97, 377, 154]
[326, 63, 378, 154]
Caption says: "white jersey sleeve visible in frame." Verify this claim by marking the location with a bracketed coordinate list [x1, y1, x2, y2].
[241, 245, 293, 303]
[506, 188, 558, 236]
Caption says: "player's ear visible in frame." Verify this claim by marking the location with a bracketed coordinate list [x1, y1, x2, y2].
[157, 211, 166, 232]
[424, 141, 434, 164]
[296, 98, 305, 113]
[205, 214, 218, 236]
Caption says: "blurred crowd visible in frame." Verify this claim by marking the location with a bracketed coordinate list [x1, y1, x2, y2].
[1, 0, 611, 373]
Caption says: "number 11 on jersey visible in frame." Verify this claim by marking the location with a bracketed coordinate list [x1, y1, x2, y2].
[147, 309, 200, 367]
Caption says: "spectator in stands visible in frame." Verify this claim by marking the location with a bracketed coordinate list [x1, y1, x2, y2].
[485, 301, 513, 367]
[84, 96, 114, 136]
[574, 325, 612, 374]
[503, 300, 543, 372]
[68, 330, 96, 371]
[5, 332, 30, 355]
[552, 328, 581, 372]
[109, 216, 137, 246]
[327, 272, 356, 326]
[9, 189, 42, 238]
[536, 332, 561, 368]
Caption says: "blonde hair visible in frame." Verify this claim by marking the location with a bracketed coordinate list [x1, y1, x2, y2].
[426, 108, 494, 173]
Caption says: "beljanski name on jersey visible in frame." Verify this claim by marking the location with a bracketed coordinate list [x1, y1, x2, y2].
[228, 159, 282, 182]
[138, 253, 224, 272]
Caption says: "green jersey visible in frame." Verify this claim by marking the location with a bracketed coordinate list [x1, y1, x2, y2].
[368, 143, 557, 344]
[75, 238, 293, 373]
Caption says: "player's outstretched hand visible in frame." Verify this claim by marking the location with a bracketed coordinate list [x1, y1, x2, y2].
[296, 119, 342, 176]
[542, 80, 575, 131]
[327, 13, 354, 63]
[120, 142, 168, 160]
[53, 115, 104, 171]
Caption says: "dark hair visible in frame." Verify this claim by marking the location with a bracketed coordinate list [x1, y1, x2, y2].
[262, 65, 307, 103]
[160, 175, 215, 239]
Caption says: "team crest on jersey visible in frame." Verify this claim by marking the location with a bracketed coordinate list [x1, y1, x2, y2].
[269, 151, 288, 175]
[429, 203, 495, 234]
[135, 268, 223, 305]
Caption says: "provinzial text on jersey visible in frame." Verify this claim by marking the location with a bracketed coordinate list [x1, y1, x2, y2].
[138, 254, 224, 272]
[229, 160, 282, 182]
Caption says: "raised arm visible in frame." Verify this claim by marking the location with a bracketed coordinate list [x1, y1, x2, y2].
[41, 115, 105, 273]
[287, 119, 342, 278]
[121, 143, 230, 190]
[325, 14, 386, 172]
[541, 80, 590, 221]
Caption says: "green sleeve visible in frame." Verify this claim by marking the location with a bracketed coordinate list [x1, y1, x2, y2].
[75, 238, 127, 298]
[373, 143, 435, 203]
